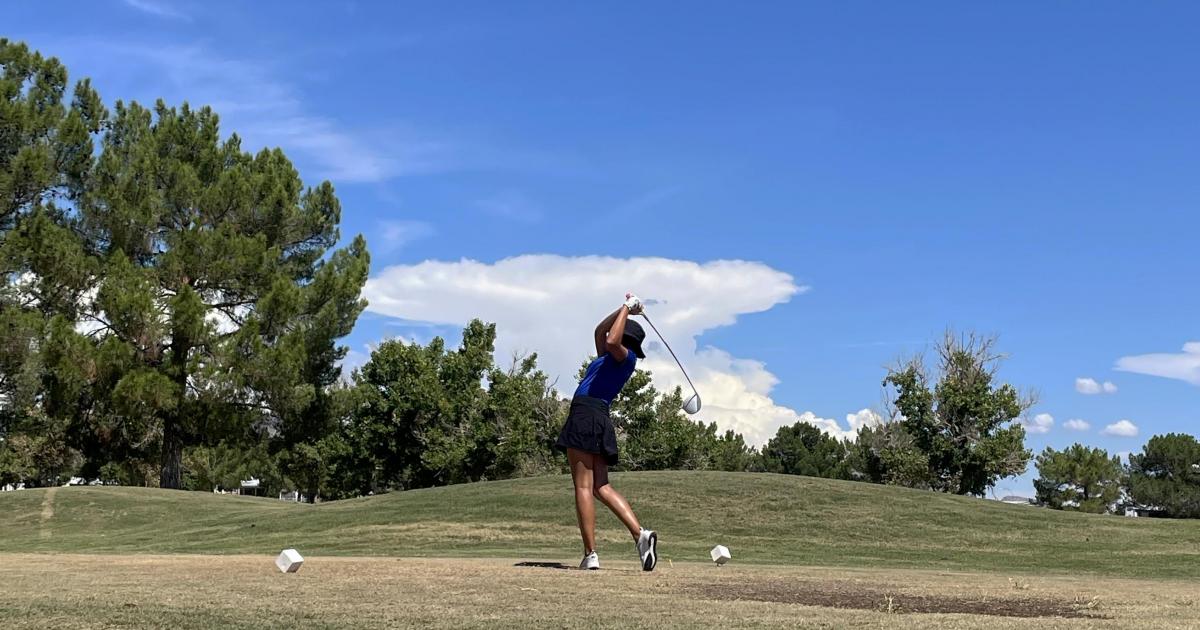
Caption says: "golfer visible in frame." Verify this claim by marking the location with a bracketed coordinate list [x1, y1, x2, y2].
[555, 293, 658, 571]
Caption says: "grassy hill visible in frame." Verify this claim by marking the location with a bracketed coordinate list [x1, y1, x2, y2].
[3, 471, 1198, 578]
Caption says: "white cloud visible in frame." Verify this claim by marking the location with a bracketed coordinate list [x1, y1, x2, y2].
[123, 0, 190, 20]
[377, 220, 434, 251]
[1075, 377, 1117, 395]
[1116, 342, 1200, 386]
[1101, 419, 1139, 437]
[362, 254, 875, 445]
[846, 408, 884, 433]
[1022, 413, 1054, 434]
[1063, 419, 1091, 431]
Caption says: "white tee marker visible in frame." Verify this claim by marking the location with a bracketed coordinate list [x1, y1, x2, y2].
[710, 545, 731, 565]
[275, 548, 304, 573]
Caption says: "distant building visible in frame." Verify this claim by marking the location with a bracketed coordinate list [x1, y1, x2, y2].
[63, 477, 104, 487]
[999, 495, 1033, 506]
[240, 477, 263, 497]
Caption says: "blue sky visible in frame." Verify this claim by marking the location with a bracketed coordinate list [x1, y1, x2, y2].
[9, 1, 1198, 496]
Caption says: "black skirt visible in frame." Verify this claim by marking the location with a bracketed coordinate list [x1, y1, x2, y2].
[555, 396, 619, 465]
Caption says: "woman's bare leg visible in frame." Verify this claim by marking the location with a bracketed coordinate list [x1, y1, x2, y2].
[567, 448, 597, 553]
[592, 459, 642, 540]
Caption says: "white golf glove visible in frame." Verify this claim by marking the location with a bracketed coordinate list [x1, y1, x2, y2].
[624, 293, 643, 315]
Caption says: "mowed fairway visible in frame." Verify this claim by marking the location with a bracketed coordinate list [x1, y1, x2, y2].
[3, 472, 1200, 627]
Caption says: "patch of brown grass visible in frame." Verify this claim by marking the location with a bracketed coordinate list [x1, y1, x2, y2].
[690, 581, 1101, 618]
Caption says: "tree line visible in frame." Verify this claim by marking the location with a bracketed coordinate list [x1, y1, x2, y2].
[1032, 435, 1200, 518]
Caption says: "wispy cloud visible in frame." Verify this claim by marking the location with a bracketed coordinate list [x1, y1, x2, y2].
[44, 40, 413, 183]
[1116, 342, 1200, 386]
[123, 0, 190, 21]
[613, 187, 679, 217]
[476, 190, 543, 223]
[1101, 419, 1139, 437]
[35, 39, 560, 185]
[376, 220, 435, 251]
[1075, 377, 1117, 395]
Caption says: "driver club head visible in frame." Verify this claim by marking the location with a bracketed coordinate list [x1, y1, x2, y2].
[682, 393, 702, 415]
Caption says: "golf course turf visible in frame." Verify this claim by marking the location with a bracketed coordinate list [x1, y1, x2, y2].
[3, 471, 1198, 577]
[3, 471, 1199, 628]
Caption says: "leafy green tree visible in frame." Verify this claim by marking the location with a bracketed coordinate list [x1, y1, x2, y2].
[345, 321, 572, 493]
[349, 336, 449, 492]
[0, 415, 81, 487]
[761, 422, 850, 479]
[349, 321, 499, 491]
[182, 439, 282, 494]
[608, 369, 707, 470]
[479, 353, 565, 479]
[1128, 433, 1200, 518]
[849, 423, 932, 488]
[878, 331, 1032, 495]
[1033, 444, 1124, 513]
[640, 387, 715, 470]
[705, 427, 758, 472]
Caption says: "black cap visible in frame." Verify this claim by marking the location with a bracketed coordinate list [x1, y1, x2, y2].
[621, 319, 647, 359]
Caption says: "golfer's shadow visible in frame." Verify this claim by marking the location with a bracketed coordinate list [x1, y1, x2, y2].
[514, 561, 638, 573]
[514, 561, 572, 570]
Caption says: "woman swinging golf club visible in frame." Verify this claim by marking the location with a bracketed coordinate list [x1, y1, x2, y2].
[555, 293, 658, 571]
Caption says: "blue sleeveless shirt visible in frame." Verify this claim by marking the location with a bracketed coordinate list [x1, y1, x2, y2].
[574, 351, 637, 404]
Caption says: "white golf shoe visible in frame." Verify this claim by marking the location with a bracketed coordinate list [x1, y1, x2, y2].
[580, 551, 600, 570]
[636, 528, 657, 572]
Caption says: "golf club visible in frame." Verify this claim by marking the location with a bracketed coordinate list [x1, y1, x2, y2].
[639, 310, 702, 414]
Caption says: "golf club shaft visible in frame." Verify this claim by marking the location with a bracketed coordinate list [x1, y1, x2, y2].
[639, 311, 699, 397]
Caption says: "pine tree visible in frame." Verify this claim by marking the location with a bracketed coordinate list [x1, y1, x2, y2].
[761, 422, 850, 479]
[0, 40, 106, 485]
[1, 41, 370, 489]
[1033, 444, 1125, 513]
[1128, 434, 1200, 518]
[81, 100, 369, 488]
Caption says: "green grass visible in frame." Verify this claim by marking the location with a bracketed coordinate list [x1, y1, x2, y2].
[3, 471, 1198, 578]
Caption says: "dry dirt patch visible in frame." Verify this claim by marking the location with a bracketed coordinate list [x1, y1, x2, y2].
[692, 580, 1103, 618]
